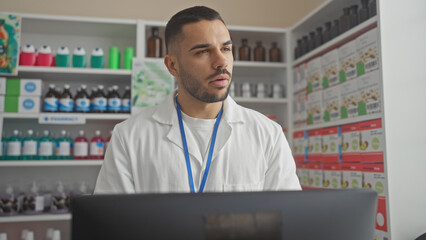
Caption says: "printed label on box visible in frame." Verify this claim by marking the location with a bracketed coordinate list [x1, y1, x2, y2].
[340, 79, 359, 118]
[307, 162, 323, 188]
[341, 123, 361, 162]
[19, 97, 40, 113]
[323, 85, 340, 122]
[321, 126, 340, 162]
[321, 49, 339, 88]
[293, 131, 307, 156]
[341, 163, 363, 189]
[307, 58, 322, 93]
[375, 197, 388, 232]
[297, 163, 310, 188]
[339, 40, 357, 83]
[360, 119, 385, 162]
[299, 63, 308, 90]
[308, 129, 322, 162]
[363, 163, 387, 197]
[357, 28, 379, 75]
[299, 89, 307, 127]
[323, 163, 341, 189]
[307, 91, 322, 125]
[358, 71, 381, 115]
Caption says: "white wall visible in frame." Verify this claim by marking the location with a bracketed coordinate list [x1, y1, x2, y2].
[379, 0, 426, 239]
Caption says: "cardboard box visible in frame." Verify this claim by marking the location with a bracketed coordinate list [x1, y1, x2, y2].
[299, 88, 307, 127]
[357, 28, 379, 75]
[4, 96, 40, 113]
[321, 49, 340, 88]
[307, 129, 322, 162]
[339, 40, 357, 83]
[6, 78, 42, 96]
[341, 162, 363, 189]
[358, 71, 381, 115]
[0, 78, 5, 95]
[293, 131, 308, 159]
[307, 162, 323, 189]
[375, 197, 388, 232]
[307, 57, 322, 93]
[299, 63, 308, 91]
[363, 163, 387, 197]
[341, 123, 361, 162]
[323, 85, 340, 122]
[340, 79, 359, 118]
[307, 90, 323, 125]
[298, 162, 310, 188]
[321, 126, 341, 162]
[323, 162, 341, 189]
[359, 119, 385, 163]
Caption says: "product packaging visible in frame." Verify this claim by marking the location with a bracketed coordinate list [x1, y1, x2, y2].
[321, 49, 339, 88]
[357, 71, 381, 115]
[4, 96, 40, 113]
[362, 162, 387, 197]
[341, 162, 363, 189]
[322, 162, 341, 189]
[321, 126, 341, 163]
[0, 96, 3, 112]
[36, 45, 53, 67]
[90, 48, 104, 69]
[19, 44, 37, 66]
[339, 40, 357, 83]
[307, 162, 323, 189]
[340, 79, 359, 118]
[341, 123, 361, 163]
[307, 90, 323, 125]
[323, 85, 340, 122]
[72, 47, 86, 68]
[6, 78, 42, 96]
[359, 119, 385, 163]
[56, 46, 70, 67]
[375, 197, 388, 232]
[307, 129, 322, 162]
[356, 28, 379, 75]
[307, 57, 322, 93]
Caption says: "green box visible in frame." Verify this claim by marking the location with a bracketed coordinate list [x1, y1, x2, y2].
[6, 79, 20, 96]
[4, 96, 18, 112]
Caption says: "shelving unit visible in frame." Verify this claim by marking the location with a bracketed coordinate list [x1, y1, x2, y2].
[0, 160, 103, 167]
[3, 113, 131, 120]
[0, 214, 71, 223]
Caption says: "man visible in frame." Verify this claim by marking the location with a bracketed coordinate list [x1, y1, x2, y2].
[94, 6, 301, 194]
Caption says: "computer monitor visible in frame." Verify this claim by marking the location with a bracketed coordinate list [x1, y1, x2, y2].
[71, 189, 377, 240]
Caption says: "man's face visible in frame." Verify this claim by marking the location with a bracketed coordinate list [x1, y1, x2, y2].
[174, 20, 233, 103]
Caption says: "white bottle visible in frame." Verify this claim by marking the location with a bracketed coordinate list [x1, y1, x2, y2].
[25, 231, 34, 240]
[21, 229, 28, 240]
[22, 129, 37, 160]
[0, 233, 7, 240]
[45, 228, 54, 240]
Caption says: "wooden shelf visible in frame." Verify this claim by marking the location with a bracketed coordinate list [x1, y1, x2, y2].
[0, 160, 103, 167]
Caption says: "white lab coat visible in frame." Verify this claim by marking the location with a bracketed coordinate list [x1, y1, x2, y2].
[94, 90, 301, 194]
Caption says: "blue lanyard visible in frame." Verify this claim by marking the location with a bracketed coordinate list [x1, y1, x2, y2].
[175, 96, 223, 193]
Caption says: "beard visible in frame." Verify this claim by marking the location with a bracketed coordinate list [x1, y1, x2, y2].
[178, 65, 232, 103]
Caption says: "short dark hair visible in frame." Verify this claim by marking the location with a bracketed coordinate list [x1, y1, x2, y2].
[165, 6, 226, 53]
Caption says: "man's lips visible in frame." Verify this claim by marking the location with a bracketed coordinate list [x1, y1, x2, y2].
[209, 74, 229, 87]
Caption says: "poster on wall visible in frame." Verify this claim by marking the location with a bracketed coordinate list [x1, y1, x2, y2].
[131, 58, 175, 115]
[0, 13, 21, 75]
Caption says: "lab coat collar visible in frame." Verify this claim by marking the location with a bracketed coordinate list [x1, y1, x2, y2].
[152, 90, 245, 126]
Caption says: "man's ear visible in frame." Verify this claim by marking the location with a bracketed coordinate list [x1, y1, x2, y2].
[164, 54, 179, 78]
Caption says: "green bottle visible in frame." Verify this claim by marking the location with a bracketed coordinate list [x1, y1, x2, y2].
[7, 130, 21, 160]
[38, 130, 54, 160]
[22, 129, 38, 160]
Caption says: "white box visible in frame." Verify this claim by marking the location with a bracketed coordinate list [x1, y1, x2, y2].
[363, 163, 387, 197]
[307, 90, 322, 125]
[356, 28, 379, 75]
[307, 162, 323, 189]
[358, 71, 381, 115]
[321, 49, 339, 88]
[307, 57, 322, 93]
[339, 40, 357, 82]
[341, 163, 363, 189]
[323, 163, 341, 189]
[341, 123, 361, 162]
[321, 126, 340, 162]
[323, 85, 340, 122]
[0, 78, 5, 95]
[340, 79, 359, 118]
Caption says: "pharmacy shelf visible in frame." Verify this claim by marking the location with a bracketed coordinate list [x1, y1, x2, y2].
[293, 16, 378, 66]
[0, 160, 103, 167]
[0, 214, 71, 223]
[234, 98, 288, 104]
[2, 113, 130, 120]
[17, 66, 131, 75]
[294, 113, 383, 131]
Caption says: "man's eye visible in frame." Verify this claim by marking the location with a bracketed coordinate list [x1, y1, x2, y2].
[223, 47, 231, 52]
[196, 49, 208, 55]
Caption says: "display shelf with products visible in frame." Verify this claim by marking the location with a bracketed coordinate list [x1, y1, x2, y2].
[2, 113, 131, 120]
[295, 113, 382, 131]
[233, 97, 288, 104]
[17, 66, 132, 76]
[0, 214, 71, 223]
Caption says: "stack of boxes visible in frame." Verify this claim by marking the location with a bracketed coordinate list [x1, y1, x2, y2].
[0, 78, 42, 113]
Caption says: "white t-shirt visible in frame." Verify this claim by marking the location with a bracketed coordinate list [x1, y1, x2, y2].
[181, 111, 216, 164]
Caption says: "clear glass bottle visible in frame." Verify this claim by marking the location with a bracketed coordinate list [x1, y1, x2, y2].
[147, 27, 162, 58]
[359, 0, 370, 23]
[269, 42, 282, 62]
[253, 41, 266, 62]
[340, 7, 350, 34]
[238, 39, 251, 61]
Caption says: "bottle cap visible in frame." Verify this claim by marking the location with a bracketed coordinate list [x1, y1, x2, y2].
[79, 130, 84, 136]
[56, 181, 64, 193]
[39, 45, 52, 54]
[46, 228, 55, 240]
[13, 129, 19, 135]
[125, 86, 130, 90]
[21, 229, 29, 240]
[30, 181, 38, 194]
[5, 184, 13, 195]
[25, 231, 34, 240]
[57, 46, 69, 55]
[61, 130, 66, 136]
[91, 48, 104, 56]
[22, 44, 35, 53]
[81, 84, 87, 89]
[52, 230, 61, 240]
[44, 130, 49, 136]
[98, 85, 104, 90]
[95, 130, 101, 136]
[64, 84, 70, 89]
[73, 47, 86, 55]
[113, 85, 118, 90]
[49, 84, 56, 89]
[27, 129, 33, 135]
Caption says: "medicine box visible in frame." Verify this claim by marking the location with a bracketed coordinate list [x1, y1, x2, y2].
[6, 78, 42, 96]
[4, 96, 40, 113]
[375, 197, 388, 232]
[356, 28, 379, 75]
[323, 162, 341, 189]
[323, 85, 340, 122]
[357, 71, 381, 115]
[307, 162, 323, 189]
[340, 79, 359, 119]
[341, 162, 363, 189]
[0, 96, 4, 112]
[307, 90, 322, 125]
[359, 119, 385, 163]
[321, 126, 340, 163]
[321, 49, 339, 88]
[307, 57, 322, 93]
[341, 123, 361, 162]
[307, 129, 322, 162]
[362, 163, 387, 197]
[339, 40, 357, 83]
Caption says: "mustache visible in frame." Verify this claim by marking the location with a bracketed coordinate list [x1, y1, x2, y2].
[207, 68, 232, 80]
